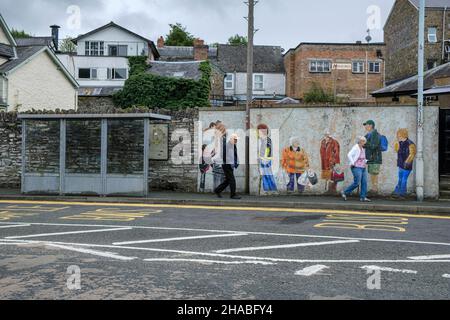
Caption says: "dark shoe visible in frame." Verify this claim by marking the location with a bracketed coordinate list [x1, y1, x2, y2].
[214, 190, 223, 198]
[231, 195, 242, 200]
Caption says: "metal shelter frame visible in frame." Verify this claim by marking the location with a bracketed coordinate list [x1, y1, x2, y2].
[18, 113, 171, 197]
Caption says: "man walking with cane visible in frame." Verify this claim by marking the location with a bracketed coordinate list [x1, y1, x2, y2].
[213, 133, 242, 200]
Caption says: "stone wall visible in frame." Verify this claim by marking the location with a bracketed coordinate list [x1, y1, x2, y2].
[78, 97, 116, 113]
[0, 112, 21, 188]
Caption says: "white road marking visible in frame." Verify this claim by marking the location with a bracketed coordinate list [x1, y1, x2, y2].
[44, 243, 137, 261]
[2, 221, 450, 247]
[113, 233, 247, 246]
[443, 274, 450, 279]
[144, 258, 275, 265]
[5, 227, 133, 239]
[215, 240, 359, 254]
[361, 266, 418, 274]
[408, 254, 450, 260]
[295, 265, 329, 276]
[0, 224, 30, 229]
[3, 239, 450, 264]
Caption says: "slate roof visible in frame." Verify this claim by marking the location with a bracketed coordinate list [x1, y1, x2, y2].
[371, 62, 450, 96]
[78, 87, 123, 97]
[158, 46, 218, 61]
[0, 45, 44, 74]
[214, 44, 285, 73]
[16, 37, 53, 47]
[147, 61, 204, 80]
[409, 0, 450, 8]
[0, 43, 14, 58]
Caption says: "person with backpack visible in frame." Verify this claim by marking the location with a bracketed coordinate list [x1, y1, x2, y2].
[364, 120, 386, 195]
[393, 129, 416, 199]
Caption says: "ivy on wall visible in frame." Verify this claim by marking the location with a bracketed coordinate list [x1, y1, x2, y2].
[113, 58, 212, 109]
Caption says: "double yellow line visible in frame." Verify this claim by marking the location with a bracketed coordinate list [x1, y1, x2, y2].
[0, 199, 449, 220]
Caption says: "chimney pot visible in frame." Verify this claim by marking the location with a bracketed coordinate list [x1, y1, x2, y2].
[50, 25, 61, 51]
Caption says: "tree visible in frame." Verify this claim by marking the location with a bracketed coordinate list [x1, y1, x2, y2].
[11, 29, 32, 39]
[59, 37, 77, 53]
[164, 23, 195, 46]
[227, 34, 248, 46]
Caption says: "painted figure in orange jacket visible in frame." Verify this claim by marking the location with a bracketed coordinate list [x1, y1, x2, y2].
[281, 137, 310, 193]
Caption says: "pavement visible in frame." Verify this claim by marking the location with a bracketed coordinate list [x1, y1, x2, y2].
[0, 189, 449, 215]
[1, 199, 450, 300]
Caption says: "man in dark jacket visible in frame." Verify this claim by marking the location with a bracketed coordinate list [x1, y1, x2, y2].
[364, 120, 382, 193]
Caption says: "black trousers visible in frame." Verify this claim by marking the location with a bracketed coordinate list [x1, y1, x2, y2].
[214, 164, 237, 197]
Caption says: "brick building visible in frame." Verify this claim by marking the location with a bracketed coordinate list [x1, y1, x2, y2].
[384, 0, 450, 83]
[284, 42, 386, 103]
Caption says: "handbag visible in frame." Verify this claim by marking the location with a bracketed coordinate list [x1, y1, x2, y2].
[307, 169, 318, 186]
[298, 172, 310, 186]
[331, 165, 345, 183]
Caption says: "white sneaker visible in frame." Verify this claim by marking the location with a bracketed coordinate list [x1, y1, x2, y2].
[360, 198, 372, 202]
[341, 193, 347, 201]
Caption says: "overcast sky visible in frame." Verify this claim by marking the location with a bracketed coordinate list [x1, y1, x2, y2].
[1, 0, 396, 50]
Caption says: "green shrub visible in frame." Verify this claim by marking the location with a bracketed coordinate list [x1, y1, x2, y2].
[304, 83, 336, 104]
[113, 61, 212, 109]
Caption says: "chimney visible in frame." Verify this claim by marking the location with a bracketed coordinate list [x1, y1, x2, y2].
[157, 36, 165, 48]
[194, 38, 208, 61]
[50, 25, 60, 51]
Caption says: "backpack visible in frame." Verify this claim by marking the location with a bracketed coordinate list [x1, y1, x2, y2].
[380, 135, 389, 152]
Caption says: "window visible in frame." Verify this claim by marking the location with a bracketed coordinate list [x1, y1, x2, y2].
[109, 45, 128, 56]
[225, 74, 234, 90]
[309, 60, 331, 73]
[78, 68, 91, 79]
[368, 61, 381, 73]
[78, 68, 98, 80]
[254, 75, 264, 90]
[428, 27, 438, 43]
[108, 68, 128, 80]
[0, 77, 5, 104]
[85, 41, 105, 56]
[352, 61, 365, 73]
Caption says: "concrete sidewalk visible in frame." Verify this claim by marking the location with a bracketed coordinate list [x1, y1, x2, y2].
[0, 188, 449, 215]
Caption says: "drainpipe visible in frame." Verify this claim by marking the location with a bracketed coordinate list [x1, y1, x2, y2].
[442, 6, 448, 61]
[417, 0, 425, 202]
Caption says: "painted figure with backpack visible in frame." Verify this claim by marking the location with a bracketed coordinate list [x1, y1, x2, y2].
[364, 120, 388, 194]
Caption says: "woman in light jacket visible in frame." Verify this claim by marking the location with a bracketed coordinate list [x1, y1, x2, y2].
[341, 136, 371, 202]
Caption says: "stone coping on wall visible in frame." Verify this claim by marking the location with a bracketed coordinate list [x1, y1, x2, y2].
[198, 104, 419, 111]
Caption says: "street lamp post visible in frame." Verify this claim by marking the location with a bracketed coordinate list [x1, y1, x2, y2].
[417, 0, 425, 202]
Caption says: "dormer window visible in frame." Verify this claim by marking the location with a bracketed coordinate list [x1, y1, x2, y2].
[85, 41, 105, 56]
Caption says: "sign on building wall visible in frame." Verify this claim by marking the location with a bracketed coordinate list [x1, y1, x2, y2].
[332, 63, 352, 70]
[149, 124, 169, 160]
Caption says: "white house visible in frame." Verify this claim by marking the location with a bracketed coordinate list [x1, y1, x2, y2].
[57, 22, 159, 93]
[0, 14, 79, 112]
[214, 44, 286, 102]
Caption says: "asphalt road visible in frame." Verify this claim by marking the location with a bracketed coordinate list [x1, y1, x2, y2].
[0, 200, 449, 300]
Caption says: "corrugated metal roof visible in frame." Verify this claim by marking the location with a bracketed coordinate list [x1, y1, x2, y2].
[78, 86, 122, 97]
[158, 46, 218, 61]
[16, 37, 53, 47]
[372, 62, 450, 96]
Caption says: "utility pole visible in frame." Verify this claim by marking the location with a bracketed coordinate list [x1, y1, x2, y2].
[245, 0, 256, 194]
[417, 0, 425, 202]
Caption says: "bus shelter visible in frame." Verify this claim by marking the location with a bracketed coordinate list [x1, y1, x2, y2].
[19, 113, 171, 197]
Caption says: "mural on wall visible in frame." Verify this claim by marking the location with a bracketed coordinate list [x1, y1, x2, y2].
[257, 124, 278, 194]
[199, 120, 229, 192]
[281, 137, 311, 194]
[364, 120, 388, 194]
[320, 131, 342, 194]
[393, 128, 417, 198]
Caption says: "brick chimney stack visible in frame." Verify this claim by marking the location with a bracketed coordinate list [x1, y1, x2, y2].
[157, 36, 165, 48]
[194, 38, 209, 61]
